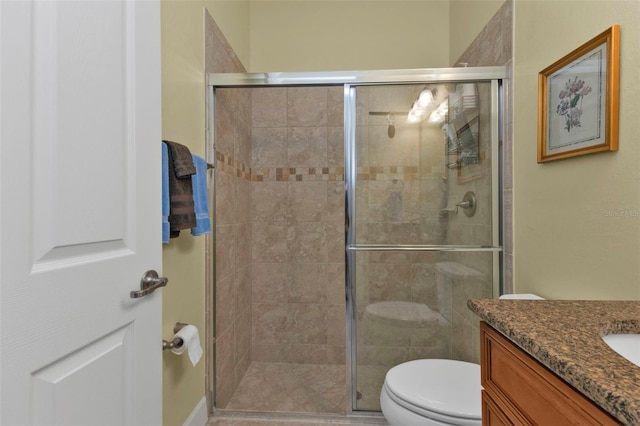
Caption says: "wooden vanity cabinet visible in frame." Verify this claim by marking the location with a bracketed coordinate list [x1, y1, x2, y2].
[480, 322, 620, 425]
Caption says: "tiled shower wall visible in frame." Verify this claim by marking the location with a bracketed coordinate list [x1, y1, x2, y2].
[214, 84, 347, 409]
[249, 87, 346, 366]
[447, 0, 513, 363]
[205, 11, 252, 411]
[214, 86, 253, 409]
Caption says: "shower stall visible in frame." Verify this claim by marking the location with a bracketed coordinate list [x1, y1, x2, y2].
[207, 67, 504, 417]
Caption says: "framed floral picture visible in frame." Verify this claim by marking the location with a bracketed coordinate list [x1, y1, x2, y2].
[538, 25, 620, 162]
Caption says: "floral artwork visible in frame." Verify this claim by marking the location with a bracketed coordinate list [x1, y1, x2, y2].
[556, 76, 592, 132]
[538, 25, 619, 162]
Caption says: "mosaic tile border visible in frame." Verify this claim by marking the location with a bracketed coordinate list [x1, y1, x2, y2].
[267, 166, 344, 182]
[216, 151, 345, 182]
[357, 165, 422, 181]
[216, 151, 252, 180]
[215, 152, 458, 182]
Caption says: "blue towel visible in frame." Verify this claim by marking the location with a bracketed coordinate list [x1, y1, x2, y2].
[190, 155, 211, 236]
[161, 143, 170, 243]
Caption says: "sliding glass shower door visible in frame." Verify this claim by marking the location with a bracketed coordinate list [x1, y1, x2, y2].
[345, 80, 502, 410]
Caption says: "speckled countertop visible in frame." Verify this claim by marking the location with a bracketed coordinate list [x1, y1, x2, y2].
[467, 299, 640, 425]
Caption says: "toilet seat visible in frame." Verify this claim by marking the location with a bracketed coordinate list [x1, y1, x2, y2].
[384, 359, 481, 424]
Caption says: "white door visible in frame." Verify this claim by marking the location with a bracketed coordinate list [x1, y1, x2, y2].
[0, 1, 162, 425]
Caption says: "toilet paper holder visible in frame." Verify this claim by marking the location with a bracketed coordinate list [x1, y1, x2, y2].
[162, 322, 188, 350]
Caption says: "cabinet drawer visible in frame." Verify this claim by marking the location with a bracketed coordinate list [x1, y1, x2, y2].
[482, 390, 517, 426]
[480, 322, 619, 425]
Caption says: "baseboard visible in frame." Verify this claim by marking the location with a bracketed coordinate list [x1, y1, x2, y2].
[183, 397, 208, 426]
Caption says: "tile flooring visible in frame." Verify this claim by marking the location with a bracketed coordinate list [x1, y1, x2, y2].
[223, 362, 347, 414]
[208, 414, 388, 426]
[211, 361, 389, 425]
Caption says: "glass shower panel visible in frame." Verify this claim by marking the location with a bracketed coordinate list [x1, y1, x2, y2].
[354, 83, 495, 247]
[350, 83, 498, 411]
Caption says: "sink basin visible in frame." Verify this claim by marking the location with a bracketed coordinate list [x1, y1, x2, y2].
[602, 334, 640, 367]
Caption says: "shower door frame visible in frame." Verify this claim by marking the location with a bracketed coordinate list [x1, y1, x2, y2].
[206, 66, 506, 416]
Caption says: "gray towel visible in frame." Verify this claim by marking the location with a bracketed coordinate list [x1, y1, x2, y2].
[163, 140, 196, 237]
[165, 139, 196, 177]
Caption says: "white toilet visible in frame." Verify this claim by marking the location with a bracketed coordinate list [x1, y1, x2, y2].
[380, 294, 544, 425]
[380, 359, 481, 425]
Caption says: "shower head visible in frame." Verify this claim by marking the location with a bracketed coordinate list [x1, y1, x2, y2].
[387, 114, 396, 138]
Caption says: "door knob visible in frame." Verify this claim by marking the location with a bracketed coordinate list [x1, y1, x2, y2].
[130, 270, 168, 298]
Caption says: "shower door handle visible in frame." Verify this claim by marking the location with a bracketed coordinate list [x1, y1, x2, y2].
[130, 270, 169, 298]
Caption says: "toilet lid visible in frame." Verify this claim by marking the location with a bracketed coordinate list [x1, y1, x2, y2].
[384, 359, 481, 420]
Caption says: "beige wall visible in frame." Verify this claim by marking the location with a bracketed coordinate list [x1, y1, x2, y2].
[249, 1, 450, 72]
[449, 0, 504, 65]
[161, 1, 249, 425]
[161, 2, 209, 424]
[207, 1, 251, 69]
[512, 1, 640, 300]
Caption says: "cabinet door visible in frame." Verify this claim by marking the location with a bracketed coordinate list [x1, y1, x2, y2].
[480, 322, 619, 425]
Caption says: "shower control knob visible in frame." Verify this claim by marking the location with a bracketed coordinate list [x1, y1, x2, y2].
[456, 191, 477, 217]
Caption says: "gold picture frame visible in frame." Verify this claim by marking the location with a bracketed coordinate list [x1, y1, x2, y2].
[538, 25, 620, 163]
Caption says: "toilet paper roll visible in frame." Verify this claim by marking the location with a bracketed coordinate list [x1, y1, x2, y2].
[170, 324, 203, 366]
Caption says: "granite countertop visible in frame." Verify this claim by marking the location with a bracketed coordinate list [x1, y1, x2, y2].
[467, 299, 640, 425]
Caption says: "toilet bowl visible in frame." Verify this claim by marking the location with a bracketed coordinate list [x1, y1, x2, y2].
[380, 294, 544, 425]
[380, 359, 481, 425]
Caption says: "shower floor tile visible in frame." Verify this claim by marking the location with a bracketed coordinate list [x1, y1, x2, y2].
[208, 417, 387, 426]
[223, 362, 348, 415]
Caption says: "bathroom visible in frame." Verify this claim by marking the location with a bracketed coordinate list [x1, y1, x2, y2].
[163, 0, 640, 425]
[1, 0, 638, 424]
